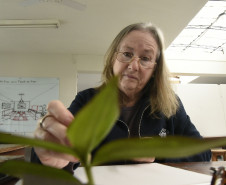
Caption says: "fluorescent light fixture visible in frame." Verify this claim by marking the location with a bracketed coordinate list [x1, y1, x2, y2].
[0, 19, 60, 28]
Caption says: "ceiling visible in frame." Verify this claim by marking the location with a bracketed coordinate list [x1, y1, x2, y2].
[167, 0, 226, 54]
[0, 0, 208, 55]
[2, 0, 226, 84]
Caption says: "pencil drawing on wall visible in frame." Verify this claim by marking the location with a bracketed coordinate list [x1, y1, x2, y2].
[0, 77, 59, 136]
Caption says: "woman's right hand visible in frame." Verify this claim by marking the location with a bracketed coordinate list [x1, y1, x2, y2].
[34, 100, 79, 169]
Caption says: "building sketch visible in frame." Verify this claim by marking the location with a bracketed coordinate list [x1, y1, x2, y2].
[0, 77, 59, 136]
[1, 93, 46, 122]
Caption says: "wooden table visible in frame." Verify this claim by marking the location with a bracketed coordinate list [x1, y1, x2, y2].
[165, 161, 226, 175]
[211, 149, 226, 161]
[0, 145, 26, 185]
[0, 144, 26, 157]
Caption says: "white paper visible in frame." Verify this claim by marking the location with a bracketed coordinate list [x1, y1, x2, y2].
[0, 77, 59, 136]
[74, 163, 212, 185]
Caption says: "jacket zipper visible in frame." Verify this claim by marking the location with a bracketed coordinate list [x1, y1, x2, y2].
[118, 119, 130, 138]
[138, 105, 150, 138]
[118, 104, 150, 138]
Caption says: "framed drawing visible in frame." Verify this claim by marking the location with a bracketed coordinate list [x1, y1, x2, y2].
[0, 77, 59, 137]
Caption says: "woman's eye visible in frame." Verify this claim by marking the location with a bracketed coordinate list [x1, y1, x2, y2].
[123, 52, 133, 58]
[141, 56, 151, 61]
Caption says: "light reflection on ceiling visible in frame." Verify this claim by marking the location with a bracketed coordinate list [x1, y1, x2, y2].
[167, 0, 226, 54]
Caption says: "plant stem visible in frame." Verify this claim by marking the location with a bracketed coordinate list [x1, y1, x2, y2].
[85, 165, 94, 185]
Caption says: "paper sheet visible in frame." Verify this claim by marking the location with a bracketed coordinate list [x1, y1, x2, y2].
[74, 163, 212, 185]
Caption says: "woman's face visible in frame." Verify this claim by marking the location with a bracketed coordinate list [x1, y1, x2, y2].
[113, 30, 159, 97]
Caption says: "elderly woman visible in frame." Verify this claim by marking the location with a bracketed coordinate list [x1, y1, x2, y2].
[31, 22, 211, 170]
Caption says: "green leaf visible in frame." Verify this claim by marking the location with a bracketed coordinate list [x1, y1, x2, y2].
[0, 160, 82, 185]
[67, 77, 119, 160]
[92, 136, 226, 165]
[0, 132, 79, 158]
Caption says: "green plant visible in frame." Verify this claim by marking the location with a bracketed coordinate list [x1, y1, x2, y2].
[1, 77, 226, 185]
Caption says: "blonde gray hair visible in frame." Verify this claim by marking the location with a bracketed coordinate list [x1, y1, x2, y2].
[101, 22, 179, 118]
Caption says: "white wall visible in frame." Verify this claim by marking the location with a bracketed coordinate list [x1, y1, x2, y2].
[166, 52, 226, 76]
[0, 54, 104, 107]
[74, 55, 104, 93]
[0, 54, 76, 107]
[74, 55, 104, 72]
[173, 84, 226, 137]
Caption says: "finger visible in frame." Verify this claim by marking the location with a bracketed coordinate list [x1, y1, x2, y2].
[36, 121, 68, 147]
[38, 116, 69, 145]
[47, 100, 74, 126]
[34, 127, 78, 162]
[39, 114, 54, 130]
[35, 147, 79, 163]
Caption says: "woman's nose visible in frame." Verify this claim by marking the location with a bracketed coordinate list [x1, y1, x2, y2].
[128, 57, 140, 70]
